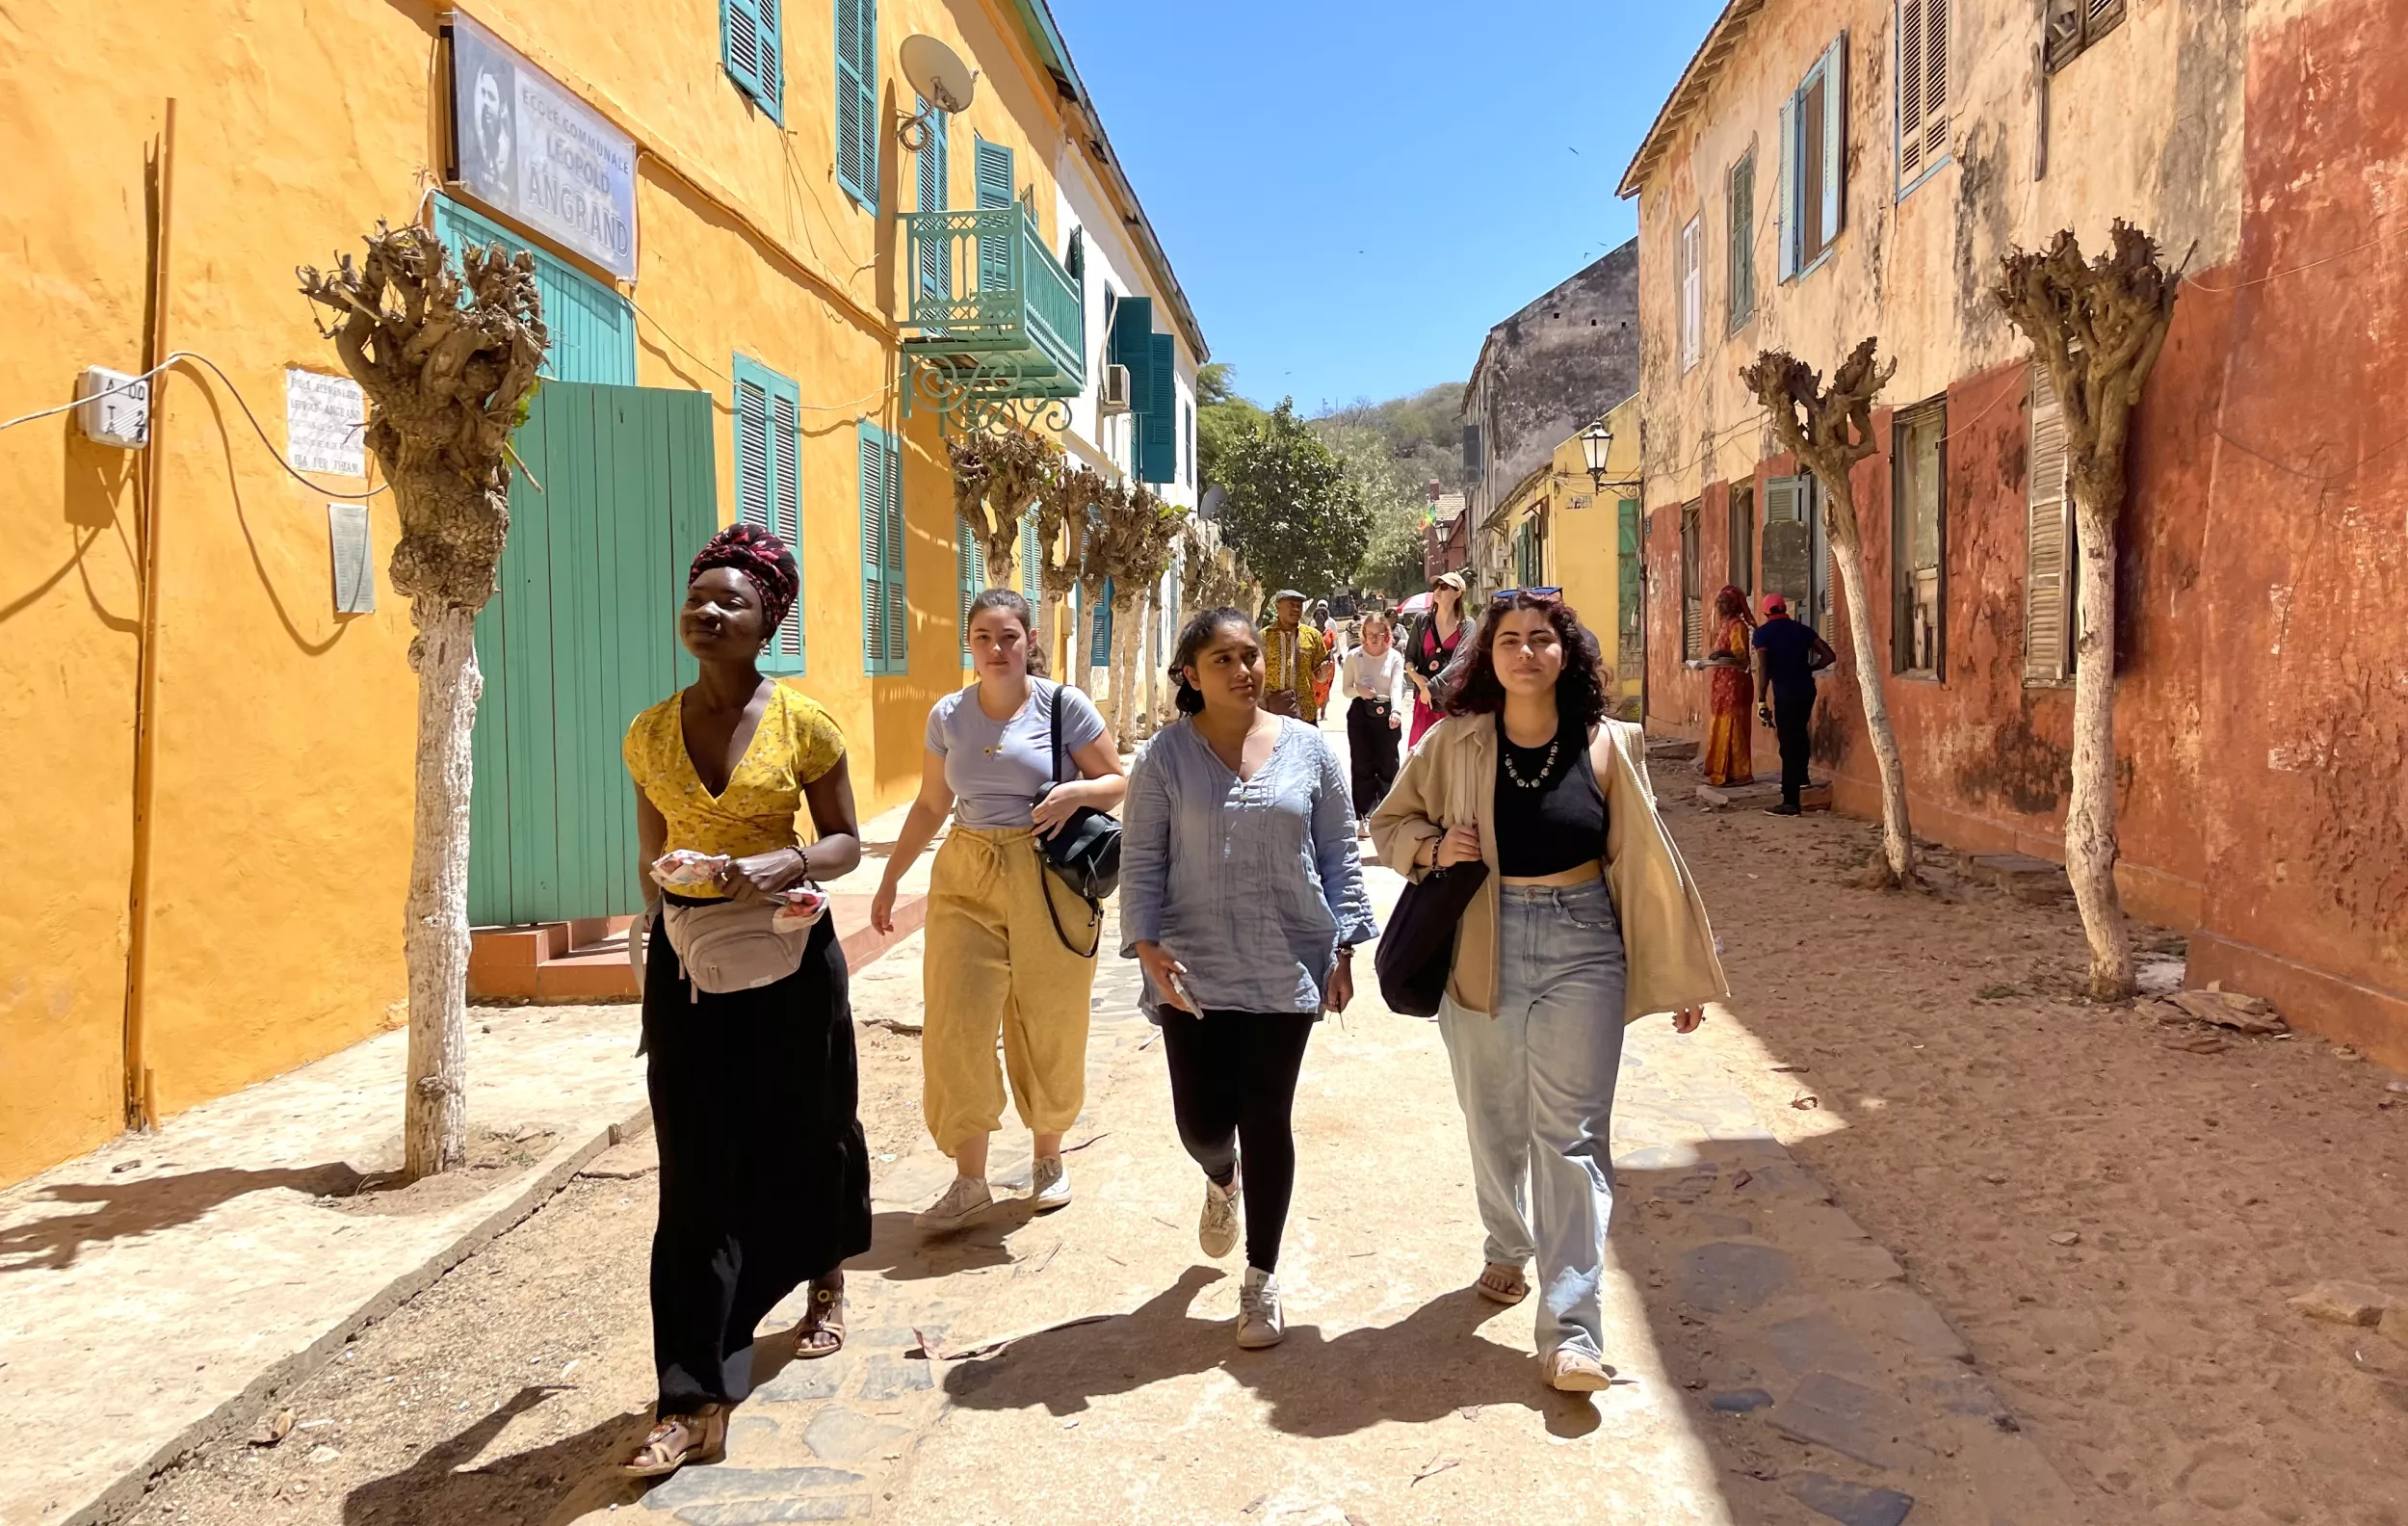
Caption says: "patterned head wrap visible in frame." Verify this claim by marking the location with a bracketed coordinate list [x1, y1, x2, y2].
[690, 522, 800, 636]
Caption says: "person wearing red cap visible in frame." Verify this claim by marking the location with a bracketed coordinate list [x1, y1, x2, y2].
[1750, 592, 1837, 814]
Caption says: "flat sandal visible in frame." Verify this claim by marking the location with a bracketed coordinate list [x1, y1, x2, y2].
[1476, 1262, 1530, 1305]
[620, 1404, 727, 1477]
[794, 1272, 846, 1358]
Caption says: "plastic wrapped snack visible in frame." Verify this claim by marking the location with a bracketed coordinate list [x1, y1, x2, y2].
[650, 849, 732, 888]
[772, 881, 829, 933]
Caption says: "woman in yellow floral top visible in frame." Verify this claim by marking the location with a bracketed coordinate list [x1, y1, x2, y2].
[617, 523, 870, 1478]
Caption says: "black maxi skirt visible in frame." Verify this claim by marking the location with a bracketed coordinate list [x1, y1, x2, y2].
[643, 905, 873, 1412]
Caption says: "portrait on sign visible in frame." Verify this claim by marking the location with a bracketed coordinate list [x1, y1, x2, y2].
[445, 11, 639, 280]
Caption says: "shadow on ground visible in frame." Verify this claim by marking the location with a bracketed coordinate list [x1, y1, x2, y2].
[940, 1265, 1608, 1439]
[0, 1164, 369, 1272]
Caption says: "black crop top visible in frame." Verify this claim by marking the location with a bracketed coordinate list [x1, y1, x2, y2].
[1493, 729, 1608, 877]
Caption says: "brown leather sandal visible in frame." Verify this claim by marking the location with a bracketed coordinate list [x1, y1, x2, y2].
[1477, 1262, 1531, 1305]
[620, 1404, 727, 1477]
[795, 1272, 846, 1358]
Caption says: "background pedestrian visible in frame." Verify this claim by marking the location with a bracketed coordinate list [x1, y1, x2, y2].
[1261, 591, 1334, 723]
[1341, 610, 1409, 831]
[1701, 585, 1758, 786]
[1121, 608, 1375, 1349]
[618, 523, 870, 1475]
[871, 590, 1127, 1231]
[1370, 588, 1726, 1392]
[1404, 571, 1468, 745]
[1751, 593, 1838, 815]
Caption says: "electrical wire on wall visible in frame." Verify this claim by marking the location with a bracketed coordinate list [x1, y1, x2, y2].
[0, 352, 391, 498]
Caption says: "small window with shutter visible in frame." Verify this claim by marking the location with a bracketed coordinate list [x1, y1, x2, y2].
[723, 0, 785, 123]
[858, 421, 906, 674]
[2024, 363, 2075, 684]
[832, 0, 877, 210]
[1897, 0, 1950, 192]
[1680, 502, 1704, 661]
[1891, 398, 1947, 676]
[1020, 511, 1040, 595]
[733, 355, 805, 673]
[2045, 0, 2126, 72]
[1727, 150, 1756, 331]
[1679, 216, 1704, 372]
[1778, 35, 1848, 280]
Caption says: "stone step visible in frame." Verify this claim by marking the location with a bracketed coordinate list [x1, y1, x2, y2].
[467, 894, 929, 1002]
[1696, 779, 1831, 811]
[1966, 853, 2071, 902]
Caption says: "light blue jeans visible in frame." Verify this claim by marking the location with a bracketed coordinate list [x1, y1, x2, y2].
[1437, 879, 1628, 1360]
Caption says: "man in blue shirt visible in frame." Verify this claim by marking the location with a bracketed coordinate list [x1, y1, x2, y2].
[1751, 593, 1837, 815]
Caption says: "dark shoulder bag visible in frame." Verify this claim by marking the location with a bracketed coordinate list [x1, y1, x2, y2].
[1374, 859, 1489, 1017]
[1034, 683, 1122, 956]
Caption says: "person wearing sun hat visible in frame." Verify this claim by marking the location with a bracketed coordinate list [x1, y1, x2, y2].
[1262, 590, 1334, 724]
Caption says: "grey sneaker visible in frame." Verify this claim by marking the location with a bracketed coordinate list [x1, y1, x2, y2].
[1030, 1154, 1071, 1213]
[1236, 1266, 1284, 1349]
[1198, 1173, 1242, 1259]
[914, 1175, 994, 1231]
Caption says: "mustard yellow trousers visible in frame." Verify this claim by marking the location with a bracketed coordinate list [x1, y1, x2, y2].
[920, 826, 1099, 1156]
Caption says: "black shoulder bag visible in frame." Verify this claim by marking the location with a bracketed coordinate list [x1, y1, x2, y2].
[1374, 858, 1489, 1017]
[1035, 682, 1122, 957]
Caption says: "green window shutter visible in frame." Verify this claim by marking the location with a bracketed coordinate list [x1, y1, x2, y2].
[723, 0, 766, 109]
[432, 197, 635, 385]
[1727, 153, 1755, 328]
[974, 137, 1014, 293]
[1020, 512, 1040, 593]
[1616, 498, 1643, 656]
[1820, 34, 1847, 246]
[732, 356, 805, 672]
[1139, 333, 1176, 484]
[834, 0, 876, 208]
[860, 422, 904, 673]
[1090, 577, 1114, 668]
[957, 516, 981, 666]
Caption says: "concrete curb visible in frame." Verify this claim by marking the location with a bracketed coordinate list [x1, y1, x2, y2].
[68, 1100, 656, 1526]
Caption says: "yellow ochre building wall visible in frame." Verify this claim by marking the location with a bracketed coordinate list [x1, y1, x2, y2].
[1496, 397, 1642, 709]
[0, 0, 1084, 1185]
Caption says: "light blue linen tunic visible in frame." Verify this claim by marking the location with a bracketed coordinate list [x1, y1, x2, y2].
[1117, 717, 1378, 1018]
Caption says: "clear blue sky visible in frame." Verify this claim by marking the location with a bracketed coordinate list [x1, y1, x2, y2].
[1047, 0, 1725, 414]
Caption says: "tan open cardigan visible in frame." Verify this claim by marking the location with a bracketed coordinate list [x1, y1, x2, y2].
[1367, 715, 1730, 1019]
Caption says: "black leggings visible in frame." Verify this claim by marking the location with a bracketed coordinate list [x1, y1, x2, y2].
[1346, 697, 1401, 819]
[1158, 1010, 1317, 1273]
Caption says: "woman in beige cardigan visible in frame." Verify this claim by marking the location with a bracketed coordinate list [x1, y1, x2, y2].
[1369, 590, 1728, 1391]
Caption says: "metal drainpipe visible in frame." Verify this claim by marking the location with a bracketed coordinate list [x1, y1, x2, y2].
[122, 97, 176, 1132]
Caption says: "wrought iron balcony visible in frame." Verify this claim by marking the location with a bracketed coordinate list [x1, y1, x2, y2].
[900, 204, 1086, 433]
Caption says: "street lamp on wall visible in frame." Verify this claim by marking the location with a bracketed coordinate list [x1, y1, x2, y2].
[1578, 419, 1614, 492]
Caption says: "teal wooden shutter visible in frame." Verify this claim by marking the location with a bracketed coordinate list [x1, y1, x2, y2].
[1819, 34, 1847, 247]
[1089, 577, 1114, 667]
[733, 355, 804, 672]
[917, 95, 951, 300]
[974, 137, 1014, 292]
[859, 422, 904, 672]
[1139, 333, 1176, 484]
[1020, 512, 1040, 593]
[834, 0, 876, 208]
[957, 517, 982, 666]
[432, 197, 634, 385]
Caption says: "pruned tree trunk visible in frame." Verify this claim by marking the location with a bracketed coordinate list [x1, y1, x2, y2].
[2066, 501, 2130, 995]
[1993, 221, 2180, 1001]
[301, 222, 546, 1176]
[1741, 338, 1915, 884]
[404, 604, 479, 1171]
[1109, 592, 1142, 748]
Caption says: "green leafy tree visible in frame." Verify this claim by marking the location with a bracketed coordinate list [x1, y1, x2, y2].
[1214, 399, 1371, 601]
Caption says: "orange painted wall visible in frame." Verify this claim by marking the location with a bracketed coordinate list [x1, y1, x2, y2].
[0, 0, 1080, 1183]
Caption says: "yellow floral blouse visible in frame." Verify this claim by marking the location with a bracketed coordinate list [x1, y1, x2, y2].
[623, 682, 846, 900]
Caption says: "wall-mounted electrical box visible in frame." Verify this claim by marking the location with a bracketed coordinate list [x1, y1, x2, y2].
[77, 367, 150, 449]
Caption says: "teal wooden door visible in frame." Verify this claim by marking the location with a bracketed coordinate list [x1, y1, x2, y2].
[468, 382, 719, 927]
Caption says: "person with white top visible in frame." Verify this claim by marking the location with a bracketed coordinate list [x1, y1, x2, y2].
[1341, 611, 1410, 829]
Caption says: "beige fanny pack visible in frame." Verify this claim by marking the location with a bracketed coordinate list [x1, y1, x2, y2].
[660, 897, 807, 1000]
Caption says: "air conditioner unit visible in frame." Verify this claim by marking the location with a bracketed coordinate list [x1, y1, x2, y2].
[1100, 364, 1132, 415]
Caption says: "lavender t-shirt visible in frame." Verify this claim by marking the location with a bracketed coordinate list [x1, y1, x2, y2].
[927, 682, 1108, 829]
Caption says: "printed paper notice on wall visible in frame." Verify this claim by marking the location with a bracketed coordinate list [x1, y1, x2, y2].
[329, 503, 376, 614]
[287, 368, 367, 477]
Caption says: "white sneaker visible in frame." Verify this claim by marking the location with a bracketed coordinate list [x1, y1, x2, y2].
[1236, 1266, 1285, 1349]
[1030, 1154, 1071, 1213]
[1198, 1173, 1242, 1259]
[914, 1175, 994, 1231]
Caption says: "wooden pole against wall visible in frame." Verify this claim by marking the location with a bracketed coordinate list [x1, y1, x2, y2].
[123, 97, 176, 1131]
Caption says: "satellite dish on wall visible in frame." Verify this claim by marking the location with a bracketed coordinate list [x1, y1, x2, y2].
[1198, 485, 1226, 523]
[901, 35, 978, 115]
